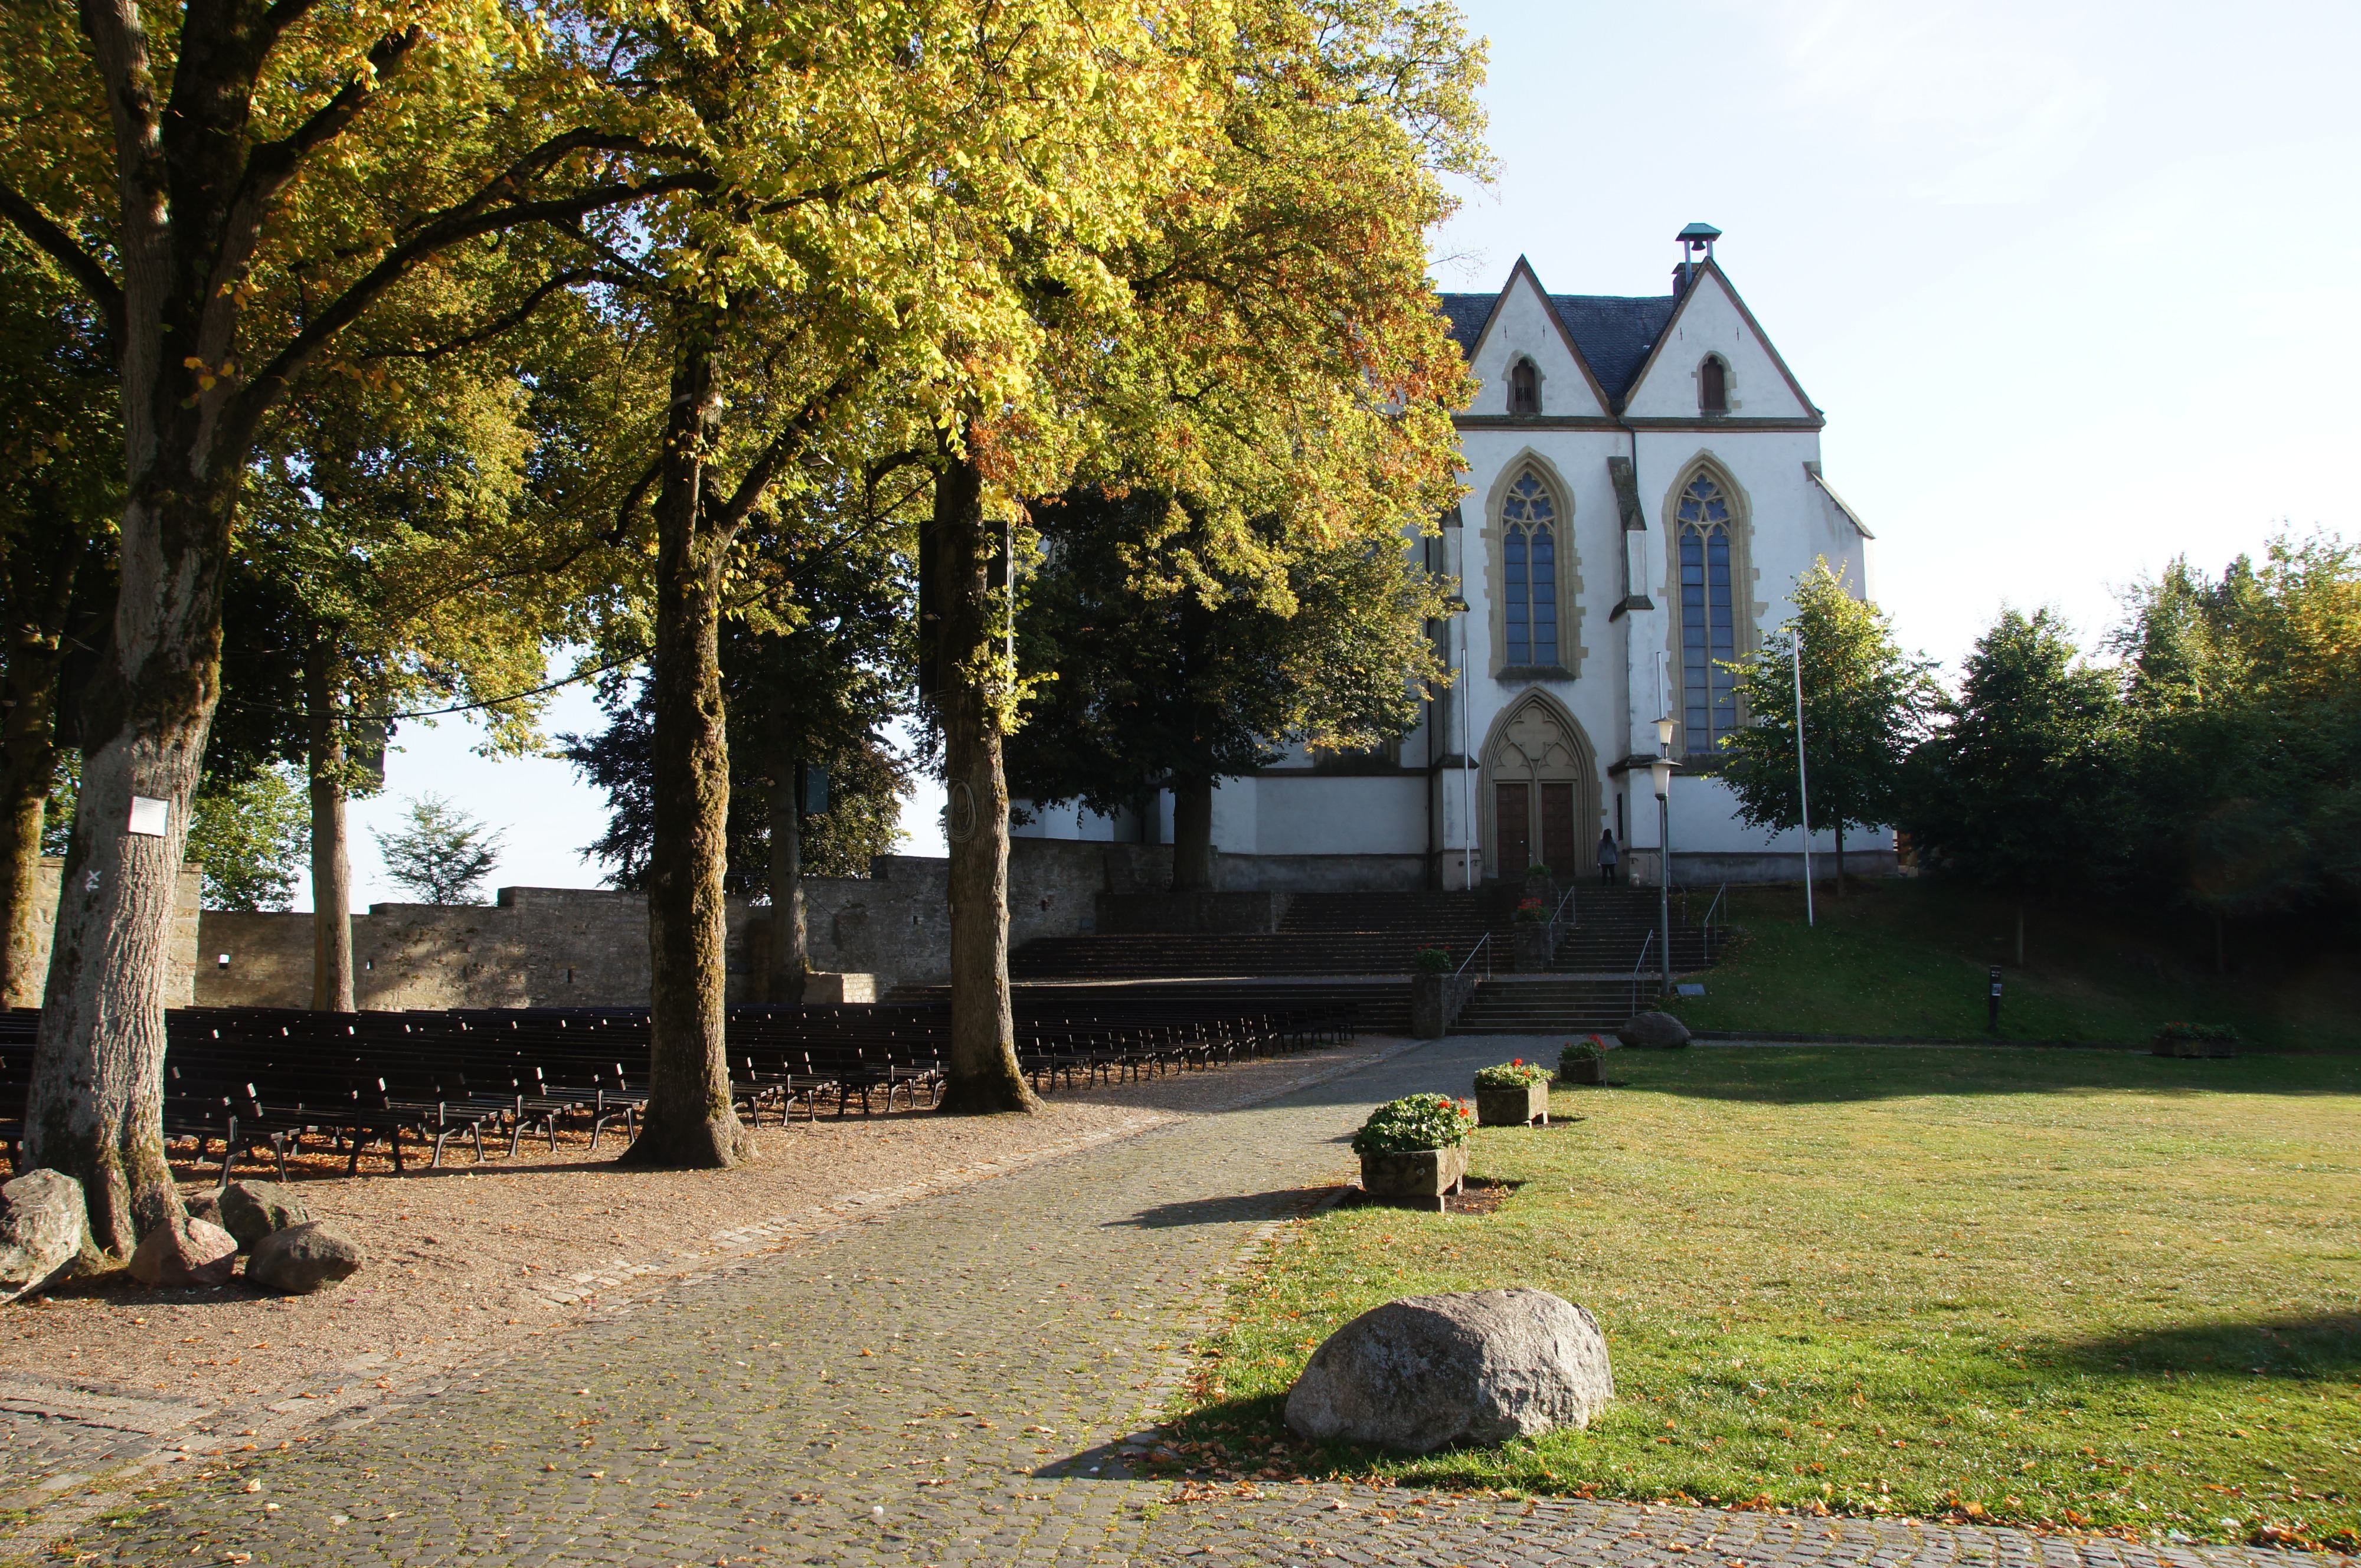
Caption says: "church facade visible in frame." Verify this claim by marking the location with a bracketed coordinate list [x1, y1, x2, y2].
[1013, 228, 1891, 889]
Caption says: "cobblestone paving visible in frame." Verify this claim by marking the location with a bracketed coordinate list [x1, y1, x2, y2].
[18, 1037, 2320, 1568]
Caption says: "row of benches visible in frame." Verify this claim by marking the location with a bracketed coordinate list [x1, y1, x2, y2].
[0, 997, 1356, 1184]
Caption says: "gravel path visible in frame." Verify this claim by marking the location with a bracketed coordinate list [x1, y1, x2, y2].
[10, 1036, 2317, 1568]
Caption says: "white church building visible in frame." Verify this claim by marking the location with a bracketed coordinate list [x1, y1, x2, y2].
[1014, 227, 1892, 889]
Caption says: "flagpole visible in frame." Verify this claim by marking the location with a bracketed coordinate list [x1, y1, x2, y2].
[1793, 630, 1815, 928]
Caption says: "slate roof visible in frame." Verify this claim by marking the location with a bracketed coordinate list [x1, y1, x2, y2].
[1437, 289, 1680, 407]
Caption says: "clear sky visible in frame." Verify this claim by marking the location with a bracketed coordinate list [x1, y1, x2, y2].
[315, 0, 2357, 908]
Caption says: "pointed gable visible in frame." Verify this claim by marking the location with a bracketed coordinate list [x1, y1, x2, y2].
[1618, 262, 1819, 422]
[1439, 257, 1609, 418]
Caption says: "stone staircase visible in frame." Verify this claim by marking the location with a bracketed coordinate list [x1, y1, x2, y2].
[988, 882, 1723, 1038]
[1450, 885, 1724, 1036]
[1008, 890, 1499, 981]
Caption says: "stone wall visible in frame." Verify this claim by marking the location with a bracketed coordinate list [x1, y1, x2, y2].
[25, 857, 202, 1007]
[199, 837, 1176, 1010]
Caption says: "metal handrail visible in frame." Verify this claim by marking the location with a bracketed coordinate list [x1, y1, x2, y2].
[1629, 927, 1655, 1014]
[1453, 932, 1493, 980]
[1551, 883, 1578, 928]
[1700, 883, 1729, 962]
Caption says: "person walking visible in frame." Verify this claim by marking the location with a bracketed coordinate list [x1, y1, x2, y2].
[1597, 828, 1619, 886]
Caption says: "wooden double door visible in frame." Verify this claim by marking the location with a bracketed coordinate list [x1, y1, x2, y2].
[1496, 781, 1580, 878]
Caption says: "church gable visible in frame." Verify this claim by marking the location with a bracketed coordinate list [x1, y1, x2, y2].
[1619, 264, 1817, 423]
[1455, 258, 1609, 418]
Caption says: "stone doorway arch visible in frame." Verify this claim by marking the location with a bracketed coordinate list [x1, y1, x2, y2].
[1482, 690, 1601, 881]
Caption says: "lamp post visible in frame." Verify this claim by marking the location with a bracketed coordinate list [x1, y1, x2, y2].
[1651, 716, 1677, 999]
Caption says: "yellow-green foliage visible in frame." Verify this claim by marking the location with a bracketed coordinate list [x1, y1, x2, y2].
[1180, 1047, 2361, 1547]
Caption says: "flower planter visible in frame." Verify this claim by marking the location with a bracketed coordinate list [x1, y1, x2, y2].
[1357, 1145, 1470, 1212]
[1474, 1080, 1550, 1127]
[1558, 1056, 1604, 1086]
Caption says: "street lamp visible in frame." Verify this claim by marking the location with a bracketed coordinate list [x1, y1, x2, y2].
[1650, 717, 1678, 999]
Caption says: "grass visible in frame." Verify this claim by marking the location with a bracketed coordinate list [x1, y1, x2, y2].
[1169, 1047, 2361, 1549]
[1658, 880, 2361, 1052]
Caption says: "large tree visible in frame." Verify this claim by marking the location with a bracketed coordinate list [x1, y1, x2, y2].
[1721, 559, 1937, 893]
[1008, 485, 1448, 888]
[919, 0, 1485, 1111]
[2110, 535, 2361, 964]
[1901, 608, 2128, 964]
[0, 0, 699, 1251]
[560, 0, 1222, 1160]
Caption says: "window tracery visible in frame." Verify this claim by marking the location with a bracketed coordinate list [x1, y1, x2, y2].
[1675, 471, 1738, 753]
[1502, 469, 1559, 667]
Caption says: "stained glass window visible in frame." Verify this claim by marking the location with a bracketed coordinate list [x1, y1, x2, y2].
[1502, 470, 1559, 667]
[1676, 472, 1738, 752]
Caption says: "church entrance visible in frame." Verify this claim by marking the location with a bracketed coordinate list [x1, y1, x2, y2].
[1484, 693, 1600, 881]
[1494, 781, 1578, 876]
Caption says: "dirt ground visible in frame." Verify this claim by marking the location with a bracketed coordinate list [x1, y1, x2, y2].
[1, 1043, 1395, 1417]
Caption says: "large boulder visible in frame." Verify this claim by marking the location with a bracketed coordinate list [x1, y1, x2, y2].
[218, 1182, 311, 1252]
[1284, 1287, 1613, 1453]
[1617, 1009, 1692, 1049]
[129, 1216, 239, 1288]
[0, 1170, 89, 1304]
[246, 1222, 364, 1295]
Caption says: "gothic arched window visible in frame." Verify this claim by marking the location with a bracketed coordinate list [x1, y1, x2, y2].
[1509, 358, 1541, 416]
[1699, 355, 1728, 414]
[1676, 472, 1739, 752]
[1502, 469, 1559, 667]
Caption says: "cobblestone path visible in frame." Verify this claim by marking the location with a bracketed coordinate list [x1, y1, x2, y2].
[36, 1037, 2310, 1568]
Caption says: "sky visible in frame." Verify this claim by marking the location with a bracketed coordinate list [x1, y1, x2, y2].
[316, 0, 2359, 909]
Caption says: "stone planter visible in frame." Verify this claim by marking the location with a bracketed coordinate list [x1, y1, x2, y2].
[1558, 1056, 1604, 1085]
[1410, 972, 1477, 1039]
[1474, 1080, 1550, 1127]
[1357, 1145, 1470, 1212]
[1511, 922, 1554, 973]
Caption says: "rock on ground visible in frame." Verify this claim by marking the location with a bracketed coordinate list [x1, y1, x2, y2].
[1617, 1009, 1692, 1048]
[220, 1181, 312, 1252]
[129, 1216, 239, 1288]
[1285, 1287, 1613, 1453]
[0, 1170, 89, 1305]
[246, 1222, 364, 1294]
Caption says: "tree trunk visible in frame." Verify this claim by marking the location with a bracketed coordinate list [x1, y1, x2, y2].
[2015, 902, 2025, 968]
[621, 340, 753, 1168]
[26, 484, 234, 1255]
[933, 450, 1038, 1115]
[1171, 775, 1216, 892]
[1833, 821, 1846, 898]
[2212, 909, 2225, 977]
[305, 638, 355, 1011]
[766, 762, 807, 1003]
[0, 521, 92, 1008]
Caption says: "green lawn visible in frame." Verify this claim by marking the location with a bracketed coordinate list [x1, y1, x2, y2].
[1659, 880, 2361, 1052]
[1171, 1048, 2361, 1549]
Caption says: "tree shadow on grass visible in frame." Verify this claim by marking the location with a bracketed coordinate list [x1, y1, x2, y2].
[1106, 1186, 1342, 1229]
[2033, 1312, 2361, 1380]
[1617, 1050, 2361, 1106]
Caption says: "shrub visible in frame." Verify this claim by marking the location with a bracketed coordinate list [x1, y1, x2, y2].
[2154, 1021, 2240, 1045]
[1526, 863, 1552, 879]
[1558, 1038, 1604, 1069]
[1473, 1058, 1551, 1089]
[1513, 896, 1548, 923]
[1411, 945, 1455, 975]
[1350, 1093, 1475, 1155]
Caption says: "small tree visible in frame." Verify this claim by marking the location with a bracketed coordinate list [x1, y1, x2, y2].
[1722, 561, 1936, 892]
[1901, 608, 2128, 964]
[1006, 486, 1449, 890]
[186, 767, 311, 912]
[372, 794, 503, 907]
